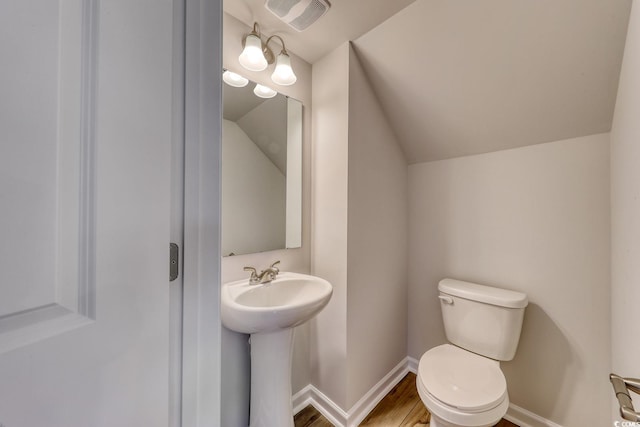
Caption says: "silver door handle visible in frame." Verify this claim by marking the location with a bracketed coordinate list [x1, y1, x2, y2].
[611, 373, 640, 421]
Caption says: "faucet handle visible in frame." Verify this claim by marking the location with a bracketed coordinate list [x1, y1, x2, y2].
[270, 260, 281, 273]
[244, 266, 259, 283]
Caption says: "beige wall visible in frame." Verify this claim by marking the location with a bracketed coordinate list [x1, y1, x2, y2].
[311, 43, 409, 411]
[310, 42, 350, 409]
[221, 13, 313, 426]
[408, 134, 611, 426]
[611, 0, 640, 421]
[346, 47, 408, 408]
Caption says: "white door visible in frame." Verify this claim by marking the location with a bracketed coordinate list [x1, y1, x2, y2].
[0, 1, 175, 426]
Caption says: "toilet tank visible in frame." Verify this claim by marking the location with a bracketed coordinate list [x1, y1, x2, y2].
[438, 278, 528, 361]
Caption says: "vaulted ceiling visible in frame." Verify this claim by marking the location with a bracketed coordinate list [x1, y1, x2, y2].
[223, 87, 289, 174]
[225, 0, 633, 163]
[353, 0, 632, 163]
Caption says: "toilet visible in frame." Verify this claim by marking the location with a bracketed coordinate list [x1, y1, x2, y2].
[416, 278, 528, 427]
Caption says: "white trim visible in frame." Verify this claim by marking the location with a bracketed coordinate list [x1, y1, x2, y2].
[292, 384, 313, 415]
[505, 403, 564, 427]
[346, 358, 412, 427]
[407, 356, 419, 374]
[182, 0, 223, 425]
[293, 357, 415, 427]
[293, 385, 348, 427]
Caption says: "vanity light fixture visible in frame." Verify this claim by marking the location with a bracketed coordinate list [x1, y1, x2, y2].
[238, 22, 297, 86]
[238, 24, 269, 71]
[253, 84, 278, 99]
[222, 70, 249, 87]
[271, 49, 297, 86]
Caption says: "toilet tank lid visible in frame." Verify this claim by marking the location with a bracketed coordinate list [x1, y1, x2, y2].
[438, 278, 528, 308]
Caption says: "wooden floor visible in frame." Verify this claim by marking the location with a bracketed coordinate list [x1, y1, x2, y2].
[294, 373, 518, 427]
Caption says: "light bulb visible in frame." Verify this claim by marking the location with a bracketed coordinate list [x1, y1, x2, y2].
[222, 70, 249, 87]
[271, 52, 297, 86]
[239, 34, 268, 72]
[253, 84, 277, 99]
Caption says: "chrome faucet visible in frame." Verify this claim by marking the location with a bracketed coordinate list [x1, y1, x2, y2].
[244, 261, 281, 285]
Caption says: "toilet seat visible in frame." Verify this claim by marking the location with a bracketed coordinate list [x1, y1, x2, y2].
[418, 344, 506, 412]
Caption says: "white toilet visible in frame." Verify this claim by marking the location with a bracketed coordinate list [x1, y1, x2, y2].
[416, 278, 528, 427]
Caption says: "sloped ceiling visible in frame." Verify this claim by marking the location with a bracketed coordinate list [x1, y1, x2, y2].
[223, 85, 288, 174]
[237, 96, 288, 174]
[353, 0, 632, 163]
[223, 83, 266, 122]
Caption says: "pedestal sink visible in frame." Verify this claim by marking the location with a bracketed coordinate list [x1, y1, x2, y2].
[221, 272, 333, 427]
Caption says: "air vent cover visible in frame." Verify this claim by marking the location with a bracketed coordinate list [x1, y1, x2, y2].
[265, 0, 331, 31]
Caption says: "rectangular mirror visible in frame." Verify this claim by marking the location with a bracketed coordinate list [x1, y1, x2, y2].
[222, 73, 302, 256]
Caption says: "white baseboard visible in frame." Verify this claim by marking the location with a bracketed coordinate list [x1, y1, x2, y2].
[293, 357, 413, 427]
[292, 385, 313, 416]
[505, 403, 564, 427]
[294, 357, 564, 427]
[407, 356, 419, 374]
[292, 384, 348, 426]
[346, 357, 412, 427]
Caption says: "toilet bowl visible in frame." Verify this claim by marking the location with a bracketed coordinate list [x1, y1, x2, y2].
[416, 344, 509, 427]
[416, 279, 528, 427]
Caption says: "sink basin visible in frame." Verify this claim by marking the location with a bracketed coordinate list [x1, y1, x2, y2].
[221, 272, 333, 334]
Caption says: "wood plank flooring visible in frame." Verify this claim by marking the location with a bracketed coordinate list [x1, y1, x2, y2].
[359, 372, 428, 426]
[294, 373, 518, 427]
[293, 404, 334, 427]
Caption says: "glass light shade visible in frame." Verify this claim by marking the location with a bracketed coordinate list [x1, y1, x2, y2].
[239, 34, 268, 72]
[271, 52, 297, 86]
[253, 84, 277, 99]
[222, 70, 249, 87]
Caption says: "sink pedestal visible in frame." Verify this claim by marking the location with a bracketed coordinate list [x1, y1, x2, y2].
[249, 328, 295, 427]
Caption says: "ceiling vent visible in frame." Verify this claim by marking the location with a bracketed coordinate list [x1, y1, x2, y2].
[264, 0, 331, 31]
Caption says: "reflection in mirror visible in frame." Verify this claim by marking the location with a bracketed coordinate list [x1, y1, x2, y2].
[222, 73, 302, 256]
